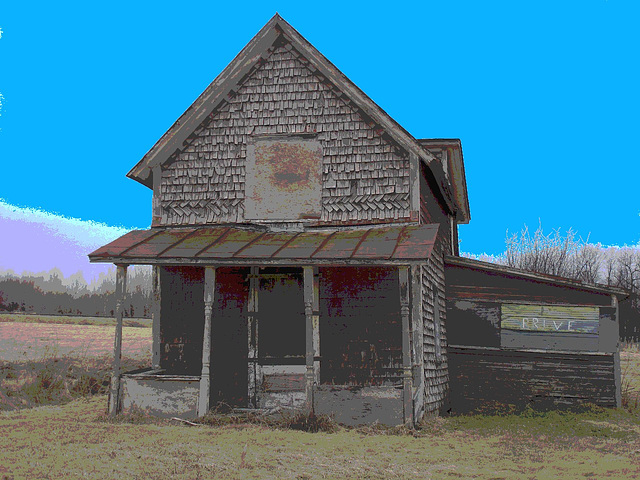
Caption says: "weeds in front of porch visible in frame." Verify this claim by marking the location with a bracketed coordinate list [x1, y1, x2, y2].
[199, 404, 338, 433]
[0, 353, 147, 410]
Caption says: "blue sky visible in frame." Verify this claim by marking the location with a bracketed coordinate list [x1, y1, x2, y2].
[0, 1, 638, 263]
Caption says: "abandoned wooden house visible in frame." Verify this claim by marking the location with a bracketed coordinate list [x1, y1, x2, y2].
[89, 14, 623, 425]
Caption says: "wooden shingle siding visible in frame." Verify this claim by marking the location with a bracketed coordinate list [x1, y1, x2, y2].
[419, 166, 453, 413]
[158, 39, 411, 226]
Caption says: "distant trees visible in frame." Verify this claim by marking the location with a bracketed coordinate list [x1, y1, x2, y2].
[486, 224, 640, 341]
[0, 267, 152, 318]
[502, 224, 640, 294]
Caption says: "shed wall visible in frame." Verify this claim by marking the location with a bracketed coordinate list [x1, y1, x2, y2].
[445, 261, 621, 411]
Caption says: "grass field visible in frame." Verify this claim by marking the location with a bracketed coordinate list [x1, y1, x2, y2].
[2, 315, 640, 478]
[0, 313, 152, 328]
[1, 397, 640, 479]
[0, 318, 151, 362]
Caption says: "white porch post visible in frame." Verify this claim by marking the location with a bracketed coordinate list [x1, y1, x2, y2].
[247, 266, 259, 408]
[109, 264, 128, 416]
[198, 266, 216, 417]
[151, 266, 161, 370]
[303, 266, 319, 413]
[399, 266, 414, 425]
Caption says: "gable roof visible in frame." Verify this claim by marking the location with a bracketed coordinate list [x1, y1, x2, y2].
[127, 14, 457, 216]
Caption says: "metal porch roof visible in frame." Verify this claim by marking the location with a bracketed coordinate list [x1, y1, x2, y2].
[88, 224, 439, 265]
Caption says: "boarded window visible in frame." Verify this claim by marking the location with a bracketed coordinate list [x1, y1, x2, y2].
[320, 267, 402, 386]
[245, 136, 322, 221]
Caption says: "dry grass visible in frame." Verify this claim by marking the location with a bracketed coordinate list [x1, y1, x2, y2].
[2, 318, 640, 478]
[0, 321, 151, 362]
[1, 396, 640, 479]
[0, 312, 152, 328]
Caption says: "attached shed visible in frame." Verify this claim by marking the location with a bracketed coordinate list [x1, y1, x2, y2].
[445, 256, 624, 413]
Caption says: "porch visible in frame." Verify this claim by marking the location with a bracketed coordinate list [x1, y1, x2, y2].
[89, 224, 439, 426]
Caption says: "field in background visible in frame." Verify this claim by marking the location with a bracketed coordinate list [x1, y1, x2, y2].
[0, 312, 152, 328]
[0, 317, 151, 362]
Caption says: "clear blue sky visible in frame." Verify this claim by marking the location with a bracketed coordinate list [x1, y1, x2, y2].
[1, 1, 638, 256]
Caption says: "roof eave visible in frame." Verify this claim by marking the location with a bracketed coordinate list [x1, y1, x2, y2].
[445, 255, 628, 297]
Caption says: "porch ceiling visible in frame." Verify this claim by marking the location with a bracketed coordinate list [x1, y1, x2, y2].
[88, 224, 439, 265]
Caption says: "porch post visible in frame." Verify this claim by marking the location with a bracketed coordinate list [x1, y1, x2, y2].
[303, 266, 317, 413]
[109, 264, 128, 416]
[399, 266, 414, 425]
[312, 267, 320, 386]
[247, 266, 259, 408]
[411, 265, 425, 420]
[198, 266, 216, 416]
[151, 266, 161, 370]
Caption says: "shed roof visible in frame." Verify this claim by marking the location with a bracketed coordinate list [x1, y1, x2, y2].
[89, 224, 439, 266]
[445, 255, 628, 297]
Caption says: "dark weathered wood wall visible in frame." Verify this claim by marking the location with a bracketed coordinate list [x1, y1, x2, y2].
[445, 261, 621, 411]
[319, 267, 402, 386]
[448, 347, 618, 412]
[157, 37, 412, 226]
[160, 266, 205, 375]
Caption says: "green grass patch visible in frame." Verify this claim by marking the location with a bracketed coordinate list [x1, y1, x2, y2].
[0, 312, 151, 328]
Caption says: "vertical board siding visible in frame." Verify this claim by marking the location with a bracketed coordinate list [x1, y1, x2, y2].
[158, 39, 411, 226]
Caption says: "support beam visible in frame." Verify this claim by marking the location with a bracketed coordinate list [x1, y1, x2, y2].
[151, 266, 161, 370]
[312, 267, 320, 386]
[109, 264, 128, 416]
[247, 266, 259, 408]
[198, 266, 216, 417]
[398, 266, 413, 425]
[411, 265, 425, 421]
[303, 266, 317, 413]
[612, 294, 622, 408]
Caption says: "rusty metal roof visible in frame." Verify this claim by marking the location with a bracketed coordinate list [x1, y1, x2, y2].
[89, 225, 439, 265]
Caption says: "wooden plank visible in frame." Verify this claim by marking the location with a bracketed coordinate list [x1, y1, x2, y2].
[152, 165, 162, 226]
[598, 306, 618, 353]
[313, 386, 403, 426]
[501, 330, 599, 352]
[109, 264, 127, 416]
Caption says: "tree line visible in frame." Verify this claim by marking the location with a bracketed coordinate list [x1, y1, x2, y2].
[0, 267, 152, 318]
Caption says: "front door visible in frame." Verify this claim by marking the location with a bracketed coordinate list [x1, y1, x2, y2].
[249, 267, 306, 408]
[210, 267, 249, 408]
